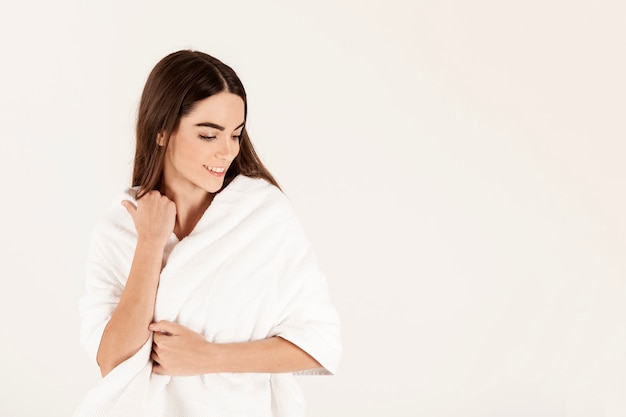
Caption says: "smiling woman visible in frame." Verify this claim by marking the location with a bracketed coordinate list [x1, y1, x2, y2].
[160, 93, 246, 238]
[73, 50, 341, 417]
[164, 93, 245, 189]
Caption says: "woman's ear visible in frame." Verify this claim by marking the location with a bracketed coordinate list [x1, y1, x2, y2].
[157, 132, 166, 146]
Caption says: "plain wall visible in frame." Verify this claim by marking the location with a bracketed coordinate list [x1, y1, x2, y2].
[1, 1, 625, 416]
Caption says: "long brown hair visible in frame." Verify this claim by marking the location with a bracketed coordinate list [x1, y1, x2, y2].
[132, 50, 280, 199]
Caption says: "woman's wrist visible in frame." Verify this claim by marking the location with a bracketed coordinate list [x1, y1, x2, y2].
[202, 341, 227, 373]
[136, 235, 169, 252]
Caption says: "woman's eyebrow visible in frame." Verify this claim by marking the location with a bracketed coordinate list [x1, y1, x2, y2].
[195, 121, 245, 131]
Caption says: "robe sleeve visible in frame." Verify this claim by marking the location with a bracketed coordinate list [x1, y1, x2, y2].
[78, 218, 126, 363]
[268, 216, 342, 376]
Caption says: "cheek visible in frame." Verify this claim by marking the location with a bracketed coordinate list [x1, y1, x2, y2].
[178, 139, 205, 161]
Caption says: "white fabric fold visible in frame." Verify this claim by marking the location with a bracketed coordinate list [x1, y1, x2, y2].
[75, 175, 341, 417]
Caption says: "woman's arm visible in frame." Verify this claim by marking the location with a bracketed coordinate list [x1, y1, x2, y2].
[149, 320, 322, 375]
[96, 192, 176, 377]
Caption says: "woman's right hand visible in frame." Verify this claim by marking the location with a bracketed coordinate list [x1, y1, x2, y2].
[121, 190, 177, 246]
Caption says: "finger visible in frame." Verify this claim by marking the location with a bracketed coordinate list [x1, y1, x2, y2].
[146, 189, 164, 198]
[152, 362, 164, 375]
[149, 320, 178, 335]
[152, 333, 169, 346]
[151, 349, 161, 363]
[120, 200, 137, 217]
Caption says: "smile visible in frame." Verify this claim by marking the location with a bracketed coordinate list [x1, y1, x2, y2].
[203, 165, 227, 177]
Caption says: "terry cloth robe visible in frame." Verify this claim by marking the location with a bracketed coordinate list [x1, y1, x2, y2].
[74, 175, 341, 417]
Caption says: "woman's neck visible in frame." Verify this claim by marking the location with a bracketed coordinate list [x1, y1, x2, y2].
[160, 182, 215, 240]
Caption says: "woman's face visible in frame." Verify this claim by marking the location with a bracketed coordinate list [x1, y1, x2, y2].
[162, 92, 245, 196]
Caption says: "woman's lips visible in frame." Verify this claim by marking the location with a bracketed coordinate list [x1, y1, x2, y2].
[203, 165, 226, 177]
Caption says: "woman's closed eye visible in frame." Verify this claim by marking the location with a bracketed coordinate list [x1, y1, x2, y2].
[200, 134, 241, 141]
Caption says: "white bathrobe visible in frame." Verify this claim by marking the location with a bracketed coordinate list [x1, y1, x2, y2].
[74, 175, 341, 417]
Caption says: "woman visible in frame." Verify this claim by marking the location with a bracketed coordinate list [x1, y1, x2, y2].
[74, 50, 341, 417]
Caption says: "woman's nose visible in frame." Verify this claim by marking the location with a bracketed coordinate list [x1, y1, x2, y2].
[215, 137, 236, 160]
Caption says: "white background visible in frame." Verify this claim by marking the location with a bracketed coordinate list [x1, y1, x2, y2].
[1, 1, 625, 416]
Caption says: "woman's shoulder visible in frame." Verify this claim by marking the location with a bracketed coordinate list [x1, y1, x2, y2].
[223, 175, 299, 219]
[91, 187, 138, 238]
[104, 186, 137, 219]
[223, 175, 286, 205]
[225, 175, 281, 195]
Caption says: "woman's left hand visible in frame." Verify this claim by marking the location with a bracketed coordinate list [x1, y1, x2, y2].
[150, 320, 220, 375]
